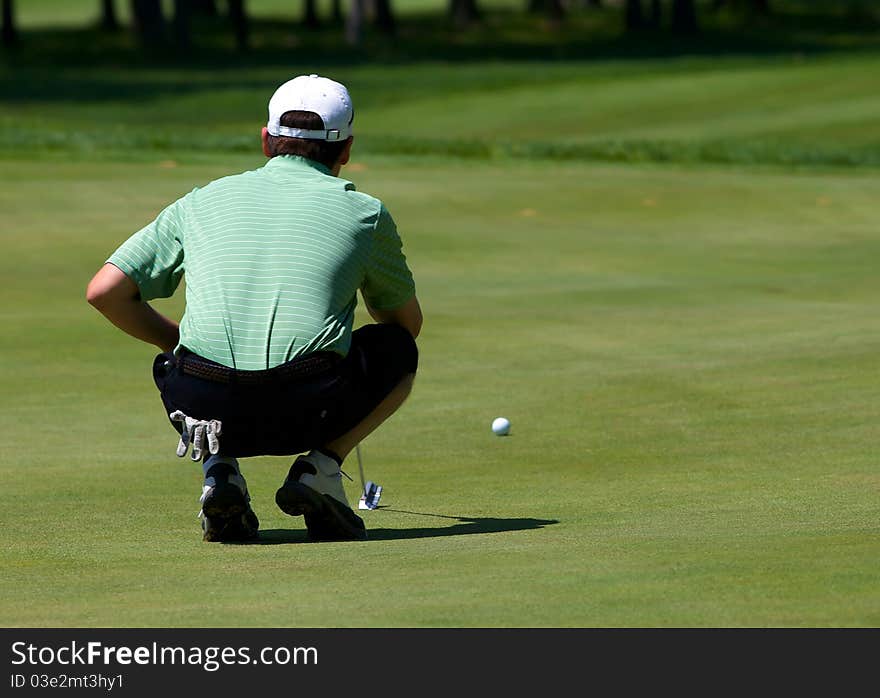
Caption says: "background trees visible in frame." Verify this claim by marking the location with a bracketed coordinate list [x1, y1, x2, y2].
[3, 1, 877, 56]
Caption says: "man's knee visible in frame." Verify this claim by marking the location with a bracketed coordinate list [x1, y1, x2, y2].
[354, 323, 419, 375]
[395, 328, 418, 375]
[397, 372, 416, 399]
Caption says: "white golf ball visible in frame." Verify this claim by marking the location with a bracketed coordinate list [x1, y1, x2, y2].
[492, 417, 511, 436]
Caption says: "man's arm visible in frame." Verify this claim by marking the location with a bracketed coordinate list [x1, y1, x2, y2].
[365, 295, 422, 339]
[86, 263, 180, 353]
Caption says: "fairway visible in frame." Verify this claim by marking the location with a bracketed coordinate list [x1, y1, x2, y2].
[2, 0, 880, 629]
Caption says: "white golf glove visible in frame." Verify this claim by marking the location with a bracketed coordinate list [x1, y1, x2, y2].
[169, 410, 223, 461]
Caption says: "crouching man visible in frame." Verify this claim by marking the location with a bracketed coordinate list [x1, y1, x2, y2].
[87, 74, 422, 543]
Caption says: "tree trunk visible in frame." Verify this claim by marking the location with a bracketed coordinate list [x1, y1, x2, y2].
[624, 0, 643, 31]
[228, 0, 248, 51]
[372, 0, 395, 34]
[527, 0, 564, 21]
[647, 0, 661, 27]
[450, 0, 481, 27]
[2, 0, 16, 47]
[100, 0, 120, 30]
[671, 0, 698, 34]
[546, 0, 564, 22]
[173, 0, 191, 52]
[130, 0, 165, 47]
[193, 0, 218, 14]
[331, 0, 343, 24]
[303, 0, 320, 28]
[346, 0, 364, 45]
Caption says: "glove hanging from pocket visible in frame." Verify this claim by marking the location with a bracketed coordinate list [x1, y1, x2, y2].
[169, 410, 222, 461]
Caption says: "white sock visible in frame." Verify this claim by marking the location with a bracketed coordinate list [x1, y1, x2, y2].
[202, 455, 240, 487]
[304, 449, 340, 476]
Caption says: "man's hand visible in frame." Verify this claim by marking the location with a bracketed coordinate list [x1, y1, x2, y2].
[169, 411, 222, 461]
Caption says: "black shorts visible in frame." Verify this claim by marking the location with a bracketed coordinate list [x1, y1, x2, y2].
[152, 324, 418, 458]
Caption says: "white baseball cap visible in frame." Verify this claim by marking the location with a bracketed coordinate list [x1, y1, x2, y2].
[266, 74, 353, 142]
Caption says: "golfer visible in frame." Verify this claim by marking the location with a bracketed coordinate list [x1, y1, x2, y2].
[86, 74, 422, 543]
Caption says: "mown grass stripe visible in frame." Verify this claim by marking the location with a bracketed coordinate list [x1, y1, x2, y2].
[4, 129, 878, 169]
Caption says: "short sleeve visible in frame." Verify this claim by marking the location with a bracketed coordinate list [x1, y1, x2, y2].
[107, 196, 187, 301]
[361, 204, 416, 311]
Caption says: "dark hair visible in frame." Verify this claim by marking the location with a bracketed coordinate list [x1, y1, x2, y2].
[266, 110, 351, 169]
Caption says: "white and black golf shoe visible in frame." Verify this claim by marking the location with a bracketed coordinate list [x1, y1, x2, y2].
[199, 462, 259, 543]
[275, 452, 366, 542]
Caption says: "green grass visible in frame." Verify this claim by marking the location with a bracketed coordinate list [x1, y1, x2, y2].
[4, 2, 880, 174]
[1, 153, 879, 627]
[1, 5, 879, 627]
[3, 54, 880, 168]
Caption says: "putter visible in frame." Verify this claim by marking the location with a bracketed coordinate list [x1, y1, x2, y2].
[356, 444, 382, 510]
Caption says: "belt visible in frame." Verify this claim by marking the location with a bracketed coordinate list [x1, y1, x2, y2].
[177, 350, 340, 385]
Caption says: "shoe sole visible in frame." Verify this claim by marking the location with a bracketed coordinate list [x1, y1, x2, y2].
[201, 483, 258, 543]
[203, 509, 260, 543]
[201, 482, 247, 519]
[275, 481, 367, 541]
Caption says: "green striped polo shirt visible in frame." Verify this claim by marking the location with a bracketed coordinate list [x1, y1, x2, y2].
[108, 155, 416, 370]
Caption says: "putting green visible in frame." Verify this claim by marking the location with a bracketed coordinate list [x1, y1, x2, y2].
[2, 153, 878, 627]
[3, 16, 880, 624]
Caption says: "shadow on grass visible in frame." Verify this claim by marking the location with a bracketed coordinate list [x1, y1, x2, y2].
[252, 511, 559, 545]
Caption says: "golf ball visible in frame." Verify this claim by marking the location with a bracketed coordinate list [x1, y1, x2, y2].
[492, 417, 511, 436]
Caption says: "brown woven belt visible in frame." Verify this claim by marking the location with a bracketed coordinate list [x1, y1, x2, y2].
[177, 350, 340, 385]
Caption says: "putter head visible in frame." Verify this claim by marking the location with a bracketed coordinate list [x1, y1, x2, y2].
[358, 480, 382, 510]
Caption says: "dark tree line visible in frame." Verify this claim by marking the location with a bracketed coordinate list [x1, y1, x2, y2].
[622, 0, 771, 34]
[128, 0, 249, 50]
[0, 0, 782, 51]
[127, 0, 394, 49]
[0, 1, 247, 50]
